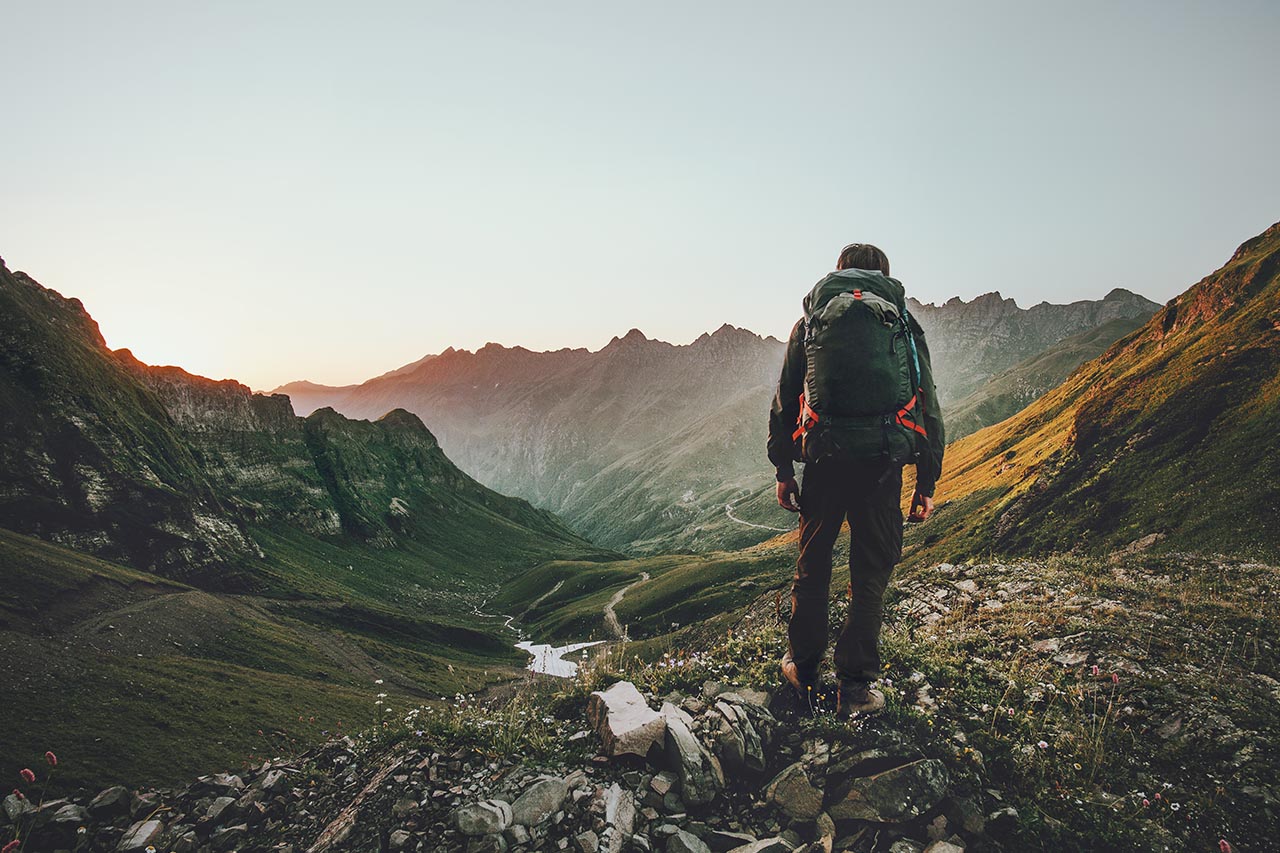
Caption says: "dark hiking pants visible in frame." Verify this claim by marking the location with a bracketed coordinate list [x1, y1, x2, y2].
[789, 458, 904, 684]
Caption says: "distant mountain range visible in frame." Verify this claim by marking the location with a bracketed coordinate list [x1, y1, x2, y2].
[908, 288, 1160, 405]
[277, 289, 1159, 552]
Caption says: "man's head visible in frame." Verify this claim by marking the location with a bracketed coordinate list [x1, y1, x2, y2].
[836, 243, 890, 276]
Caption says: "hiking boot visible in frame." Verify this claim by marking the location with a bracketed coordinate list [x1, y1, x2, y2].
[781, 652, 820, 710]
[837, 680, 885, 719]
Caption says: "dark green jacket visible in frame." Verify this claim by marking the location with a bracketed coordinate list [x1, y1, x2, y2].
[767, 301, 946, 497]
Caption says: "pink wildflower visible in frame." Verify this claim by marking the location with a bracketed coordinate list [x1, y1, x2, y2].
[3, 840, 19, 853]
[1220, 840, 1233, 853]
[19, 768, 35, 784]
[1142, 798, 1150, 807]
[1154, 792, 1161, 801]
[44, 751, 57, 767]
[1111, 672, 1119, 684]
[11, 788, 23, 800]
[1090, 664, 1100, 676]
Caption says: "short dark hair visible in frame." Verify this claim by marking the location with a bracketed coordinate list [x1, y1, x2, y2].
[836, 243, 890, 276]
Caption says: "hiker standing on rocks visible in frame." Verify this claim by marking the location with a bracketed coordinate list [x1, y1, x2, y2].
[767, 243, 945, 717]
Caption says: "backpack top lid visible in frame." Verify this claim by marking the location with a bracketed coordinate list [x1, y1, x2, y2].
[803, 268, 907, 320]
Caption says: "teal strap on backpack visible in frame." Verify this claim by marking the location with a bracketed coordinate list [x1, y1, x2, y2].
[902, 311, 921, 391]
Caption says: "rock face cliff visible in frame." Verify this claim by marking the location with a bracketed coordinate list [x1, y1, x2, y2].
[907, 288, 1160, 405]
[278, 295, 1157, 553]
[0, 259, 596, 588]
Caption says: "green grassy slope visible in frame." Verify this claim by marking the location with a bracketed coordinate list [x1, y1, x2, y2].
[945, 315, 1152, 441]
[899, 220, 1280, 564]
[0, 528, 527, 793]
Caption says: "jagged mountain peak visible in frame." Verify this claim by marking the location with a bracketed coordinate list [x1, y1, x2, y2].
[603, 327, 653, 349]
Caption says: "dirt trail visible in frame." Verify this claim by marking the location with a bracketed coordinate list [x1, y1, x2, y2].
[603, 572, 650, 641]
[521, 579, 565, 618]
[725, 496, 791, 533]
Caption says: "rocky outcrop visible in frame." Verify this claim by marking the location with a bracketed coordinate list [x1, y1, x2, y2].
[6, 676, 989, 853]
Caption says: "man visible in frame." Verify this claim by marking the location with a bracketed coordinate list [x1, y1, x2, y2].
[767, 243, 945, 718]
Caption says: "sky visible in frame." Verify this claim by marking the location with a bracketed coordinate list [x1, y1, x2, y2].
[2, 2, 1278, 391]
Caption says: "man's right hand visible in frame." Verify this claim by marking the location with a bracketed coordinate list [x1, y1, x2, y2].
[776, 476, 801, 512]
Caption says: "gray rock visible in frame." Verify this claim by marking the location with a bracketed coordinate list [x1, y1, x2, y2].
[196, 773, 245, 794]
[764, 762, 823, 820]
[815, 813, 836, 853]
[668, 829, 711, 853]
[51, 802, 89, 826]
[588, 682, 667, 758]
[827, 758, 949, 823]
[89, 786, 133, 819]
[210, 824, 249, 852]
[130, 792, 160, 818]
[725, 840, 791, 853]
[454, 799, 514, 836]
[390, 829, 414, 850]
[117, 819, 165, 852]
[259, 769, 289, 793]
[707, 700, 768, 776]
[170, 830, 199, 853]
[391, 796, 418, 818]
[663, 703, 724, 806]
[465, 835, 509, 853]
[511, 776, 569, 827]
[605, 782, 636, 829]
[887, 842, 924, 853]
[3, 793, 35, 824]
[650, 771, 678, 796]
[602, 783, 637, 853]
[705, 830, 757, 852]
[576, 829, 601, 853]
[986, 805, 1019, 833]
[505, 825, 532, 846]
[923, 842, 965, 853]
[205, 795, 238, 826]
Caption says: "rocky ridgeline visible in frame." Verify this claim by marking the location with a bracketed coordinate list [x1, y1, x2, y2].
[3, 677, 1004, 853]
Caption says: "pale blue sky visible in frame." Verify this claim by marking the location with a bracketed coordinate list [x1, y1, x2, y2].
[2, 1, 1277, 390]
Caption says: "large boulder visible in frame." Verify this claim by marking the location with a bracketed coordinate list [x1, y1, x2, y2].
[662, 703, 724, 806]
[510, 776, 568, 827]
[826, 758, 949, 823]
[588, 681, 667, 757]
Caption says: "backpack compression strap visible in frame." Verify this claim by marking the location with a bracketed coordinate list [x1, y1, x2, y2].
[792, 392, 819, 441]
[895, 393, 928, 438]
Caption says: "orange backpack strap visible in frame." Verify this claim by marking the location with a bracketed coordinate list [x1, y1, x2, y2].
[894, 392, 928, 438]
[792, 392, 820, 440]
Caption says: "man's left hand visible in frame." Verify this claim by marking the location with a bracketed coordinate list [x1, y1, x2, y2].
[908, 491, 934, 522]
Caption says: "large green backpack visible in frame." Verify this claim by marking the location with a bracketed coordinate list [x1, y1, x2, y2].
[792, 268, 928, 464]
